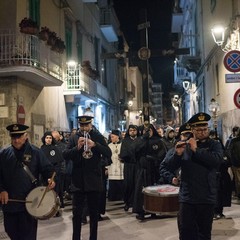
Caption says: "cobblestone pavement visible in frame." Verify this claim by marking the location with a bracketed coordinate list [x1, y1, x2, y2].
[1, 199, 240, 239]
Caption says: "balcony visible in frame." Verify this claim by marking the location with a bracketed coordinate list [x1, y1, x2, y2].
[174, 64, 190, 83]
[64, 63, 110, 102]
[100, 8, 118, 42]
[0, 29, 63, 86]
[181, 55, 201, 73]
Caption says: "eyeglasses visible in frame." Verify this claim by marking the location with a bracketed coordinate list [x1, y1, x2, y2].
[194, 128, 209, 133]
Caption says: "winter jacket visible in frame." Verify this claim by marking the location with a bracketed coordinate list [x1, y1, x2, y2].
[159, 138, 223, 205]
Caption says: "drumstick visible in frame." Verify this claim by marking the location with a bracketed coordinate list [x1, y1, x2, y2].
[8, 199, 33, 203]
[37, 172, 56, 208]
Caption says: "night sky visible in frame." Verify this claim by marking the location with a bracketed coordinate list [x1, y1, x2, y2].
[113, 0, 175, 94]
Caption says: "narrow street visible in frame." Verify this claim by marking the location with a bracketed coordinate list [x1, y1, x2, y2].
[1, 198, 240, 239]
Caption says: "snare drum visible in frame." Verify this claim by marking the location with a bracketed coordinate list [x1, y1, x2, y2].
[142, 184, 179, 213]
[26, 186, 60, 220]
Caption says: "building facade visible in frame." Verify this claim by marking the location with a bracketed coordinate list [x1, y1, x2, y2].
[172, 0, 240, 143]
[0, 0, 125, 147]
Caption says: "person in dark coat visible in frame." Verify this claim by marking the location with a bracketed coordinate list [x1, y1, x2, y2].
[52, 130, 68, 209]
[228, 128, 240, 199]
[63, 115, 112, 240]
[208, 130, 232, 219]
[132, 123, 167, 220]
[0, 124, 55, 240]
[119, 124, 140, 211]
[41, 131, 65, 215]
[225, 126, 239, 149]
[162, 126, 176, 150]
[225, 126, 239, 195]
[159, 122, 193, 185]
[159, 113, 223, 240]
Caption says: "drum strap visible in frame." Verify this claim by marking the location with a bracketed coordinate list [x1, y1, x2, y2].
[22, 163, 38, 185]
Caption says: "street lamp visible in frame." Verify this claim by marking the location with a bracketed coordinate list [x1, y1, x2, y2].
[171, 94, 181, 125]
[211, 25, 226, 46]
[208, 98, 220, 137]
[182, 79, 191, 92]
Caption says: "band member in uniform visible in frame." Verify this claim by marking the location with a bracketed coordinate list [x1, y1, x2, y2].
[159, 113, 223, 240]
[63, 115, 112, 240]
[0, 124, 55, 240]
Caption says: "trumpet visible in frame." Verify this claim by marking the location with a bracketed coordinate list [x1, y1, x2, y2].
[82, 131, 93, 159]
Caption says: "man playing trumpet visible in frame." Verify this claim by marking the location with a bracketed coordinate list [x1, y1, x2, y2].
[63, 115, 112, 240]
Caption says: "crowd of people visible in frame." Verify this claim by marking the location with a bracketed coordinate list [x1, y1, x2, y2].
[0, 112, 240, 240]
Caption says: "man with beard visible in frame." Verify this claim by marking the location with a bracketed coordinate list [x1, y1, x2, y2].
[119, 125, 140, 212]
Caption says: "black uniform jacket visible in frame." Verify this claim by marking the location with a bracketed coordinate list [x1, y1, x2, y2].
[63, 129, 112, 192]
[159, 138, 223, 205]
[0, 141, 54, 212]
[41, 144, 64, 174]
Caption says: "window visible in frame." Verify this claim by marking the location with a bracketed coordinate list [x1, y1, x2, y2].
[65, 17, 72, 60]
[76, 21, 84, 63]
[29, 0, 40, 27]
[76, 31, 83, 63]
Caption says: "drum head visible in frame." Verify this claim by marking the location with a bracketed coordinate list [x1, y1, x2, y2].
[26, 186, 58, 219]
[143, 184, 179, 196]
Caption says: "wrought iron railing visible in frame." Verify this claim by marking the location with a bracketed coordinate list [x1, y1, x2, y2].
[173, 64, 190, 84]
[0, 29, 63, 81]
[66, 63, 93, 93]
[65, 63, 109, 101]
[0, 29, 110, 101]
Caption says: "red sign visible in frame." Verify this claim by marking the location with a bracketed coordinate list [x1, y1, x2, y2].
[17, 105, 25, 124]
[224, 50, 240, 72]
[233, 88, 240, 109]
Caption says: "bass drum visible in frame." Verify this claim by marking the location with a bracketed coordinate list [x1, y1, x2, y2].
[143, 184, 179, 214]
[26, 186, 60, 220]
